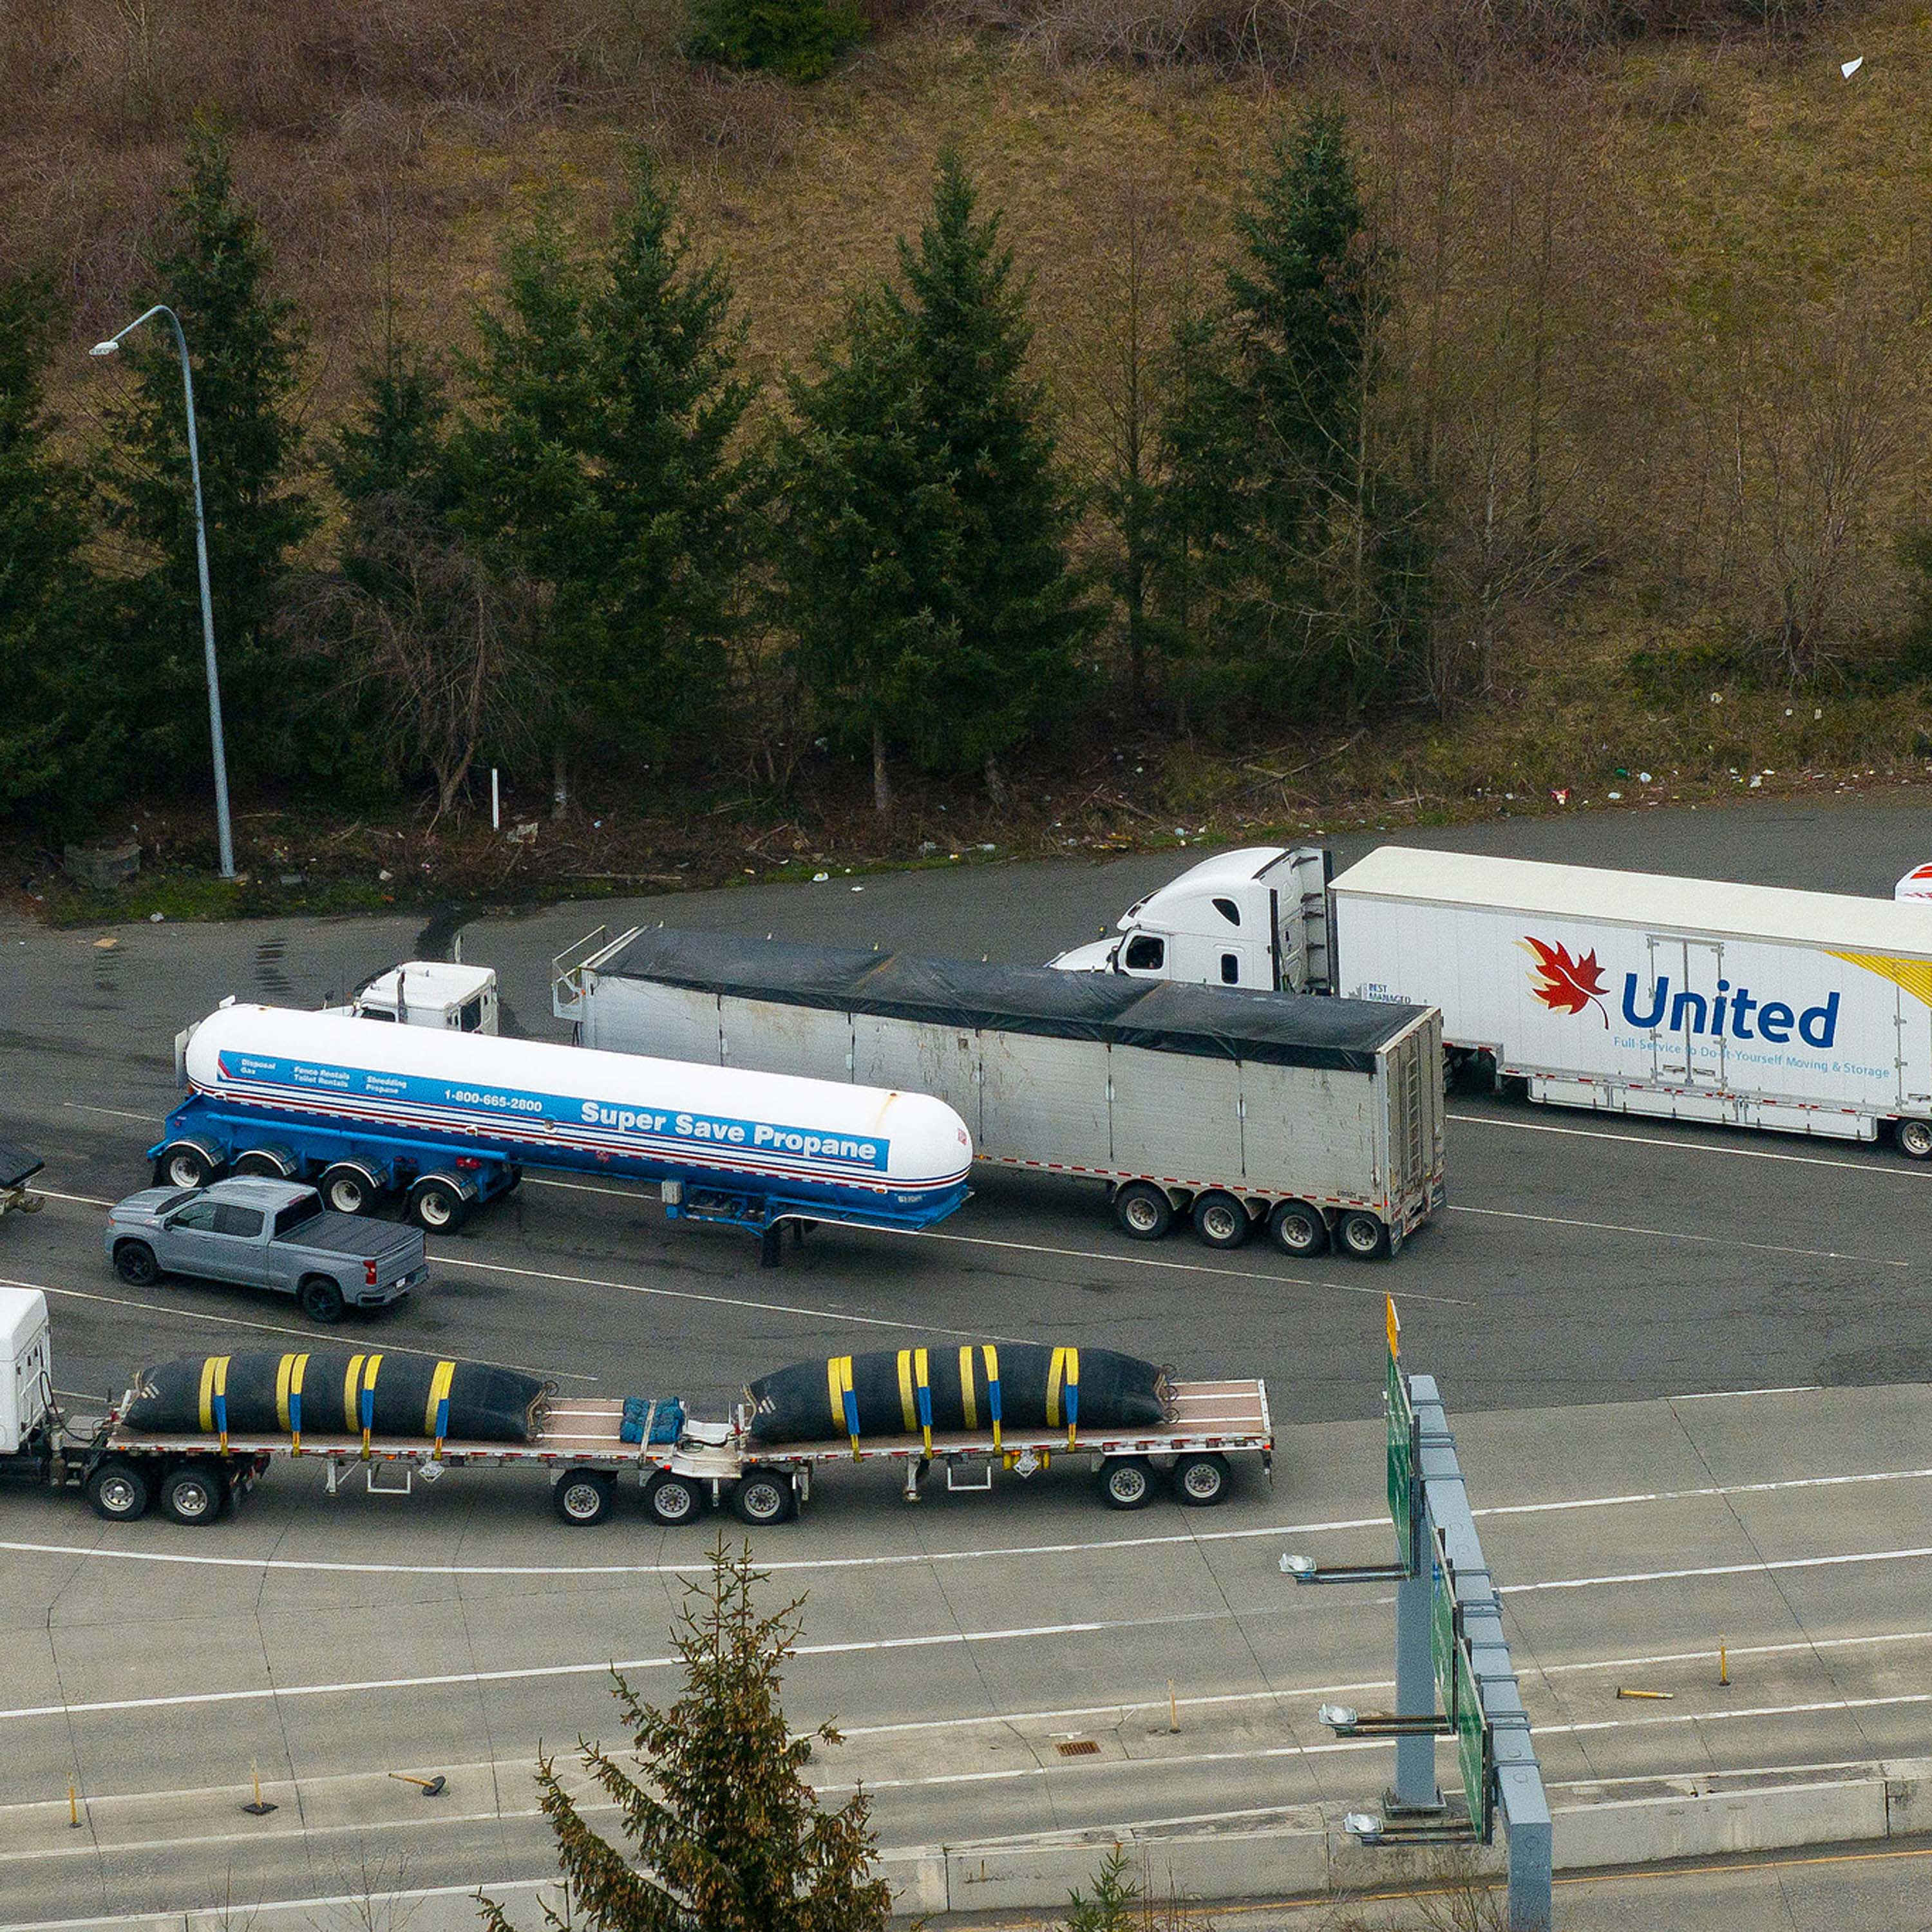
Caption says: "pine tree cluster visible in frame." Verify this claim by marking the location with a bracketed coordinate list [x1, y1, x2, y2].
[2, 104, 1425, 846]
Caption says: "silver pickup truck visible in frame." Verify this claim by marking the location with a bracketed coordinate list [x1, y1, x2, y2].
[104, 1178, 428, 1323]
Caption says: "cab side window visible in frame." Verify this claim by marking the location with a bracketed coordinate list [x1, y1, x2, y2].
[1123, 935, 1166, 971]
[170, 1199, 221, 1231]
[1221, 953, 1240, 985]
[1212, 897, 1242, 927]
[214, 1205, 265, 1238]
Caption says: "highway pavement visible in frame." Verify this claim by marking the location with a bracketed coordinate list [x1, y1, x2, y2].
[2, 793, 1931, 1923]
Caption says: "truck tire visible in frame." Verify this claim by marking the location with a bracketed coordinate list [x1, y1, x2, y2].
[1900, 1119, 1932, 1161]
[155, 1143, 220, 1190]
[1097, 1457, 1156, 1510]
[298, 1276, 347, 1324]
[1268, 1200, 1329, 1259]
[86, 1461, 152, 1522]
[730, 1471, 797, 1526]
[1113, 1183, 1174, 1242]
[554, 1470, 616, 1526]
[405, 1176, 469, 1233]
[643, 1472, 703, 1526]
[320, 1164, 382, 1215]
[1336, 1211, 1390, 1260]
[113, 1240, 160, 1287]
[232, 1147, 295, 1180]
[160, 1463, 227, 1526]
[1191, 1191, 1251, 1250]
[1171, 1452, 1230, 1506]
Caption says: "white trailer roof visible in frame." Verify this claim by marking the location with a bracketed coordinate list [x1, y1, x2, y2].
[1331, 846, 1932, 959]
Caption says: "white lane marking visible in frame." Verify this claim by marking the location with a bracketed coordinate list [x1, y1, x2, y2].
[10, 1534, 1932, 1727]
[6, 1461, 1929, 1580]
[0, 1276, 596, 1384]
[429, 1251, 1030, 1343]
[1674, 1385, 1823, 1401]
[60, 1103, 153, 1124]
[0, 1876, 557, 1924]
[1446, 1202, 1909, 1268]
[1446, 1108, 1918, 1177]
[914, 1227, 1476, 1305]
[0, 1606, 1256, 1723]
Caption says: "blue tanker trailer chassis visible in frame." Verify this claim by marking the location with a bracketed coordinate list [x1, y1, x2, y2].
[149, 1096, 960, 1266]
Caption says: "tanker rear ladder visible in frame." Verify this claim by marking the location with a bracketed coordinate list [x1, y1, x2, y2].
[48, 1379, 1273, 1527]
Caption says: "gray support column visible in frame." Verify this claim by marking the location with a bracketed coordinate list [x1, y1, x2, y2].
[1388, 1508, 1442, 1814]
[1501, 1761, 1553, 1932]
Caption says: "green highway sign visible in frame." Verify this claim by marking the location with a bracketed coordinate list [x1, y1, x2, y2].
[1385, 1296, 1418, 1570]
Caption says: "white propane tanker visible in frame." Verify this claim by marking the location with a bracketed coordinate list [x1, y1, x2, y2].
[153, 1002, 973, 1264]
[1056, 842, 1932, 1156]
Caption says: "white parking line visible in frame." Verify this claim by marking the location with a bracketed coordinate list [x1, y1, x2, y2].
[5, 1462, 1926, 1580]
[0, 1276, 596, 1383]
[1446, 1108, 1922, 1177]
[60, 1103, 155, 1124]
[1446, 1202, 1909, 1268]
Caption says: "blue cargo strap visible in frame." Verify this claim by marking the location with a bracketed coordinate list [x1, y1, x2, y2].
[424, 1360, 457, 1457]
[199, 1356, 231, 1453]
[913, 1347, 933, 1454]
[1048, 1347, 1080, 1447]
[827, 1356, 860, 1457]
[359, 1354, 384, 1459]
[277, 1352, 308, 1452]
[985, 1344, 1002, 1450]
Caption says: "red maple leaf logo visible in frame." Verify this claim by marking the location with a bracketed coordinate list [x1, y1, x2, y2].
[1520, 936, 1609, 1025]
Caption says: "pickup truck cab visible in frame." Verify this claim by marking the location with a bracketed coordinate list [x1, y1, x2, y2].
[104, 1178, 428, 1324]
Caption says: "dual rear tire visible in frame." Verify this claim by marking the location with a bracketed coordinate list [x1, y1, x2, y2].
[1097, 1452, 1231, 1510]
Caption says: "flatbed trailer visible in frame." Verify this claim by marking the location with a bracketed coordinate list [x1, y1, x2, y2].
[12, 1337, 1271, 1531]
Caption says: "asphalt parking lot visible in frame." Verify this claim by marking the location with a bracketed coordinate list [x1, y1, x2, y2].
[2, 794, 1931, 1923]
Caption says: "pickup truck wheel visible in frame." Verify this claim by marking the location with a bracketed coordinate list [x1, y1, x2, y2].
[319, 1164, 379, 1215]
[1337, 1211, 1390, 1260]
[1113, 1182, 1174, 1242]
[158, 1145, 218, 1190]
[86, 1462, 151, 1522]
[113, 1240, 160, 1287]
[160, 1463, 227, 1526]
[1191, 1191, 1251, 1249]
[298, 1276, 347, 1324]
[1268, 1200, 1329, 1258]
[1098, 1457, 1156, 1510]
[554, 1470, 616, 1526]
[643, 1473, 703, 1526]
[406, 1177, 468, 1233]
[1899, 1119, 1932, 1161]
[730, 1472, 797, 1526]
[1172, 1452, 1231, 1506]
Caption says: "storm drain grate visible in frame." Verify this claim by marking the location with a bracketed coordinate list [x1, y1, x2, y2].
[1056, 1740, 1101, 1757]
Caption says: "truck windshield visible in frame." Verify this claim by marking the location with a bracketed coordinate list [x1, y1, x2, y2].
[273, 1198, 323, 1237]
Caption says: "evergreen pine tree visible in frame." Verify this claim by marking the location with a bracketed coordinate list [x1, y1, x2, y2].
[685, 0, 863, 82]
[0, 273, 121, 830]
[452, 158, 756, 810]
[479, 1539, 891, 1932]
[777, 290, 963, 813]
[887, 148, 1093, 791]
[98, 115, 316, 791]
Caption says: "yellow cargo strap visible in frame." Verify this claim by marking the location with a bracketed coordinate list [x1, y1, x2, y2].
[200, 1356, 231, 1450]
[425, 1359, 458, 1456]
[278, 1352, 310, 1452]
[826, 1356, 858, 1457]
[359, 1354, 383, 1459]
[197, 1356, 223, 1434]
[958, 1345, 978, 1431]
[984, 1343, 1001, 1450]
[1048, 1347, 1080, 1446]
[914, 1347, 932, 1454]
[896, 1350, 917, 1434]
[343, 1354, 366, 1435]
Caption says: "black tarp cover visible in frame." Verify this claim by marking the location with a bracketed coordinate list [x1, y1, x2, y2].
[599, 929, 1427, 1075]
[0, 1139, 44, 1190]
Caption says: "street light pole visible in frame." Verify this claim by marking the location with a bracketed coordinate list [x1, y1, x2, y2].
[92, 305, 235, 880]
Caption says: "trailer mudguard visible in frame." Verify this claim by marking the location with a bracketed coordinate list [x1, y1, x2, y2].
[122, 1351, 550, 1443]
[744, 1342, 1167, 1444]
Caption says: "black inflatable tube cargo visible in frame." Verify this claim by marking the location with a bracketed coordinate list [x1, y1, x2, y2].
[121, 1350, 549, 1443]
[746, 1342, 1168, 1444]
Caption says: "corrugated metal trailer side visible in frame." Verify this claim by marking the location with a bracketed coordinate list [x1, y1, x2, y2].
[560, 934, 1444, 1260]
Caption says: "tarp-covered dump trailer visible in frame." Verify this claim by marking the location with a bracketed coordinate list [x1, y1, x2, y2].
[1327, 846, 1932, 1147]
[557, 929, 1444, 1260]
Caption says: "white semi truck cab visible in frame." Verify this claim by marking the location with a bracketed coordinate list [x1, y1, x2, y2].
[341, 961, 499, 1034]
[1052, 846, 1335, 993]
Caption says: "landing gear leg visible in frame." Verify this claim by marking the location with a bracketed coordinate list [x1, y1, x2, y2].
[760, 1224, 783, 1269]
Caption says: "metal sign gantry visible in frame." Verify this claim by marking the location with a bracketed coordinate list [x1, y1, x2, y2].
[1280, 1299, 1553, 1931]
